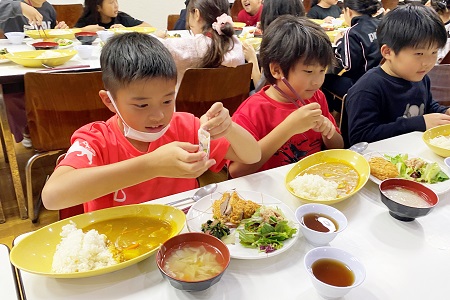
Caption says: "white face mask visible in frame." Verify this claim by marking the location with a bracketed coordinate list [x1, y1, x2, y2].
[107, 91, 170, 143]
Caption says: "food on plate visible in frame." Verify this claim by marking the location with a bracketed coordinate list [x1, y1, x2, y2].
[289, 161, 360, 201]
[201, 219, 230, 240]
[238, 206, 297, 253]
[212, 191, 260, 226]
[321, 23, 335, 31]
[35, 50, 64, 59]
[383, 153, 449, 184]
[369, 157, 399, 180]
[52, 216, 173, 273]
[0, 48, 9, 59]
[167, 33, 181, 38]
[429, 135, 450, 150]
[52, 222, 117, 273]
[53, 38, 73, 47]
[162, 243, 225, 281]
[382, 186, 432, 208]
[289, 173, 338, 200]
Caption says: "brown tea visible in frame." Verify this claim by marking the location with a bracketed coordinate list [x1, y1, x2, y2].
[311, 258, 355, 287]
[301, 213, 338, 232]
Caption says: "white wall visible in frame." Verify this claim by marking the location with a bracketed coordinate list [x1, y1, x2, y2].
[48, 0, 185, 30]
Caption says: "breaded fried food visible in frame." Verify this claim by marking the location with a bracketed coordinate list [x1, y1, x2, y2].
[212, 191, 260, 225]
[369, 157, 399, 180]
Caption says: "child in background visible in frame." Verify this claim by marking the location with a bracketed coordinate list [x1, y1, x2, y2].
[429, 0, 450, 63]
[307, 0, 342, 23]
[229, 15, 344, 178]
[244, 0, 306, 89]
[75, 0, 152, 32]
[322, 0, 382, 113]
[42, 32, 260, 212]
[0, 0, 42, 24]
[346, 4, 450, 146]
[173, 0, 190, 30]
[238, 0, 263, 26]
[157, 0, 244, 92]
[1, 0, 68, 32]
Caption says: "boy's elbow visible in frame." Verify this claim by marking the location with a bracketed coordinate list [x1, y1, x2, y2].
[41, 185, 60, 211]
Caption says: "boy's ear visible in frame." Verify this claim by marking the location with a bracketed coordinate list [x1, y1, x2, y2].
[99, 90, 117, 114]
[380, 44, 394, 60]
[269, 62, 284, 80]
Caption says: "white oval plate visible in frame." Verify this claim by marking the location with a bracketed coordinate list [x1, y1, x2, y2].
[363, 151, 450, 195]
[0, 58, 10, 63]
[186, 190, 299, 259]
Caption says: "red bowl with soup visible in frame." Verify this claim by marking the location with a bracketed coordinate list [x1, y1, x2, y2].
[31, 41, 59, 50]
[379, 178, 439, 222]
[156, 232, 230, 291]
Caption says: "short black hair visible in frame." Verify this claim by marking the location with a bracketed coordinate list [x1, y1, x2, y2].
[260, 15, 333, 84]
[100, 32, 177, 95]
[343, 0, 380, 15]
[377, 4, 447, 53]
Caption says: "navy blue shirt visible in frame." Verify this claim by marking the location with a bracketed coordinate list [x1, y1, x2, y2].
[346, 67, 448, 145]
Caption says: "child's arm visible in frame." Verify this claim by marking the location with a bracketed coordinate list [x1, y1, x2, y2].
[313, 115, 344, 149]
[228, 103, 323, 178]
[200, 103, 261, 165]
[42, 142, 215, 210]
[242, 41, 261, 87]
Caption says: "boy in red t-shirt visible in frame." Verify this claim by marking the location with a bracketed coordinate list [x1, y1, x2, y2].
[237, 0, 263, 26]
[229, 16, 344, 178]
[42, 32, 261, 212]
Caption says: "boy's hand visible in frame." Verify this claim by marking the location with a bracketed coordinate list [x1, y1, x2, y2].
[55, 21, 69, 29]
[151, 142, 216, 178]
[424, 113, 450, 129]
[20, 3, 43, 26]
[110, 24, 125, 29]
[323, 16, 335, 24]
[200, 102, 232, 139]
[242, 40, 257, 63]
[313, 116, 336, 139]
[285, 102, 323, 135]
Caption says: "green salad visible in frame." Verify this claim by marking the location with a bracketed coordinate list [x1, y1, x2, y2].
[384, 154, 449, 184]
[238, 206, 297, 253]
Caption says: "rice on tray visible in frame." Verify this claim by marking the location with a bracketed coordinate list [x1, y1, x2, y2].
[289, 174, 338, 200]
[52, 222, 117, 273]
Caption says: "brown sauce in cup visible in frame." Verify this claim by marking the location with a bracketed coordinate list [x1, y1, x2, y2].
[301, 213, 338, 233]
[312, 258, 354, 287]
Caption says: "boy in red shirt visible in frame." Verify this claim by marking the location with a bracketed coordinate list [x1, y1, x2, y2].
[237, 0, 263, 26]
[42, 32, 261, 212]
[229, 16, 344, 178]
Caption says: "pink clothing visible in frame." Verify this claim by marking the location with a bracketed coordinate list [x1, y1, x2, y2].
[58, 113, 230, 212]
[237, 5, 263, 27]
[160, 34, 245, 91]
[232, 86, 339, 172]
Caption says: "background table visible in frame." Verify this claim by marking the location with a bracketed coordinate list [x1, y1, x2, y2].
[13, 131, 450, 299]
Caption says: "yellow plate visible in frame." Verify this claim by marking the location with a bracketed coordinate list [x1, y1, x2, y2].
[239, 37, 262, 51]
[10, 204, 186, 278]
[423, 124, 450, 157]
[5, 49, 77, 68]
[108, 27, 157, 34]
[25, 28, 81, 39]
[285, 149, 370, 204]
[233, 22, 246, 28]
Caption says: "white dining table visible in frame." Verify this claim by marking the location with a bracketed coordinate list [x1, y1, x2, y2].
[0, 244, 21, 300]
[11, 131, 450, 299]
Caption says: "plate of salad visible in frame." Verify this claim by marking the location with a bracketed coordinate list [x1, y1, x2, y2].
[186, 190, 299, 259]
[0, 48, 10, 63]
[364, 151, 450, 195]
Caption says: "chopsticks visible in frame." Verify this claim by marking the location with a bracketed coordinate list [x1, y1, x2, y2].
[25, 0, 48, 39]
[273, 77, 308, 107]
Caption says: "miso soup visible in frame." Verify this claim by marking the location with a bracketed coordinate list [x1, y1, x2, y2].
[382, 187, 432, 208]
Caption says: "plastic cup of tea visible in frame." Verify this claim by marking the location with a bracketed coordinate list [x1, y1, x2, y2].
[304, 247, 366, 299]
[74, 45, 95, 59]
[97, 30, 114, 43]
[295, 203, 347, 246]
[5, 32, 25, 45]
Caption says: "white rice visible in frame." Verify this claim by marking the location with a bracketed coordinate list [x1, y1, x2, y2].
[52, 222, 117, 273]
[429, 135, 450, 150]
[35, 50, 63, 59]
[289, 173, 338, 200]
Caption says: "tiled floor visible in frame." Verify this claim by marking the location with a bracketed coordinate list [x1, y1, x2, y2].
[0, 139, 59, 248]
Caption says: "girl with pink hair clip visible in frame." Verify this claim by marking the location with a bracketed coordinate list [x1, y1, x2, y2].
[229, 15, 344, 178]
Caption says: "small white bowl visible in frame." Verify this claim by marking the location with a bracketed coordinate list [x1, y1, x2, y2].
[96, 30, 114, 43]
[304, 247, 366, 299]
[5, 32, 25, 45]
[74, 45, 94, 59]
[295, 203, 347, 246]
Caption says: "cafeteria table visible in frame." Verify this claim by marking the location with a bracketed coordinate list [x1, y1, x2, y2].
[12, 131, 450, 299]
[0, 244, 21, 300]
